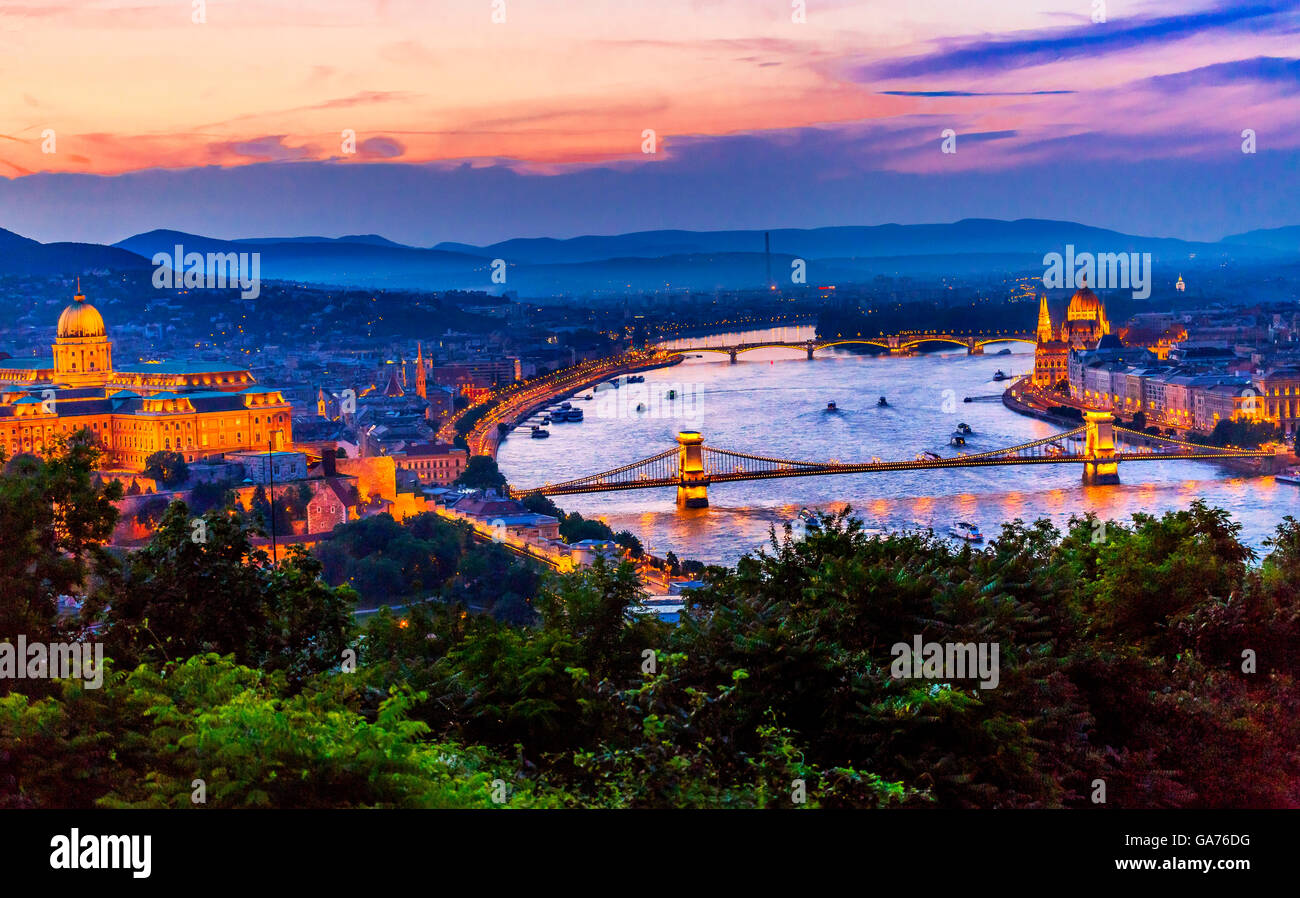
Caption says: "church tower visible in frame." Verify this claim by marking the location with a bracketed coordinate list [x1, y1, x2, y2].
[1036, 294, 1054, 343]
[415, 342, 427, 399]
[52, 281, 114, 387]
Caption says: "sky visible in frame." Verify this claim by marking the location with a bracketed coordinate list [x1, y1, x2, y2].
[2, 0, 1299, 245]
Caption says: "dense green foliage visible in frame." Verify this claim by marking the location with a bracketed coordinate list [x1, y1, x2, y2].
[3, 434, 1299, 808]
[1202, 418, 1283, 449]
[454, 455, 508, 490]
[143, 450, 189, 488]
[314, 512, 539, 622]
[522, 492, 644, 555]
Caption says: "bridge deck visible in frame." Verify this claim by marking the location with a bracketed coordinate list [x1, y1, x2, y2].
[515, 448, 1273, 497]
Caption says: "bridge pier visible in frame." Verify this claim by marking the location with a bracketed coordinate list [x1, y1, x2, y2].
[676, 430, 709, 507]
[728, 350, 737, 364]
[967, 339, 983, 355]
[1082, 411, 1120, 484]
[806, 341, 815, 360]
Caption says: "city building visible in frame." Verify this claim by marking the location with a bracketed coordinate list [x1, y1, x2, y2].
[0, 288, 293, 469]
[1254, 367, 1300, 436]
[390, 441, 468, 485]
[226, 449, 309, 484]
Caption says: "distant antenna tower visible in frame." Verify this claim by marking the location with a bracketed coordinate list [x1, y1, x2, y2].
[764, 231, 773, 288]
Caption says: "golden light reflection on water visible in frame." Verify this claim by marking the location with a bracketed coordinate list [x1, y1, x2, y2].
[500, 344, 1295, 564]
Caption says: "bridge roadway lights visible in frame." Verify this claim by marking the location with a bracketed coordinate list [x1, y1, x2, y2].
[1082, 411, 1121, 484]
[676, 430, 709, 508]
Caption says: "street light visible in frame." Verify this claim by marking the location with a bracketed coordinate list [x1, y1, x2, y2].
[267, 429, 283, 564]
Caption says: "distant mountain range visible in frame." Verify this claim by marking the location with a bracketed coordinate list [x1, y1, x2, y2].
[0, 219, 1295, 294]
[0, 227, 151, 276]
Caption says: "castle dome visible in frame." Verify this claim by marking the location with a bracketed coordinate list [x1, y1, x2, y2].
[57, 290, 106, 339]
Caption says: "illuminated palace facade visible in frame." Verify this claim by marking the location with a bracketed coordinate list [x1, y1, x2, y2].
[0, 289, 292, 471]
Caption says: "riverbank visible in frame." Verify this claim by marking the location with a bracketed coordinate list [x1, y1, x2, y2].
[472, 352, 685, 458]
[1001, 379, 1294, 476]
[1000, 377, 1083, 428]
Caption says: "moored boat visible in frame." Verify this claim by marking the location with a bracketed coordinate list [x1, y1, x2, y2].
[947, 521, 983, 541]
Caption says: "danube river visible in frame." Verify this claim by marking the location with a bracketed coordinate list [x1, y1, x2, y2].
[497, 327, 1296, 565]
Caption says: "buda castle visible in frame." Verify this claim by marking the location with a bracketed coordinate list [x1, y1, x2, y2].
[0, 287, 292, 470]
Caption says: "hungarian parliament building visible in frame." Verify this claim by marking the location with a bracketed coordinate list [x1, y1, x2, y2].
[0, 288, 292, 470]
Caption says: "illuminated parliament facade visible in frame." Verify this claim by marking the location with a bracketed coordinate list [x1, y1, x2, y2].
[0, 289, 292, 470]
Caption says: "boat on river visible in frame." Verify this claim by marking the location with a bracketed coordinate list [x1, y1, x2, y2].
[796, 508, 822, 531]
[826, 401, 838, 411]
[878, 396, 889, 407]
[947, 521, 983, 541]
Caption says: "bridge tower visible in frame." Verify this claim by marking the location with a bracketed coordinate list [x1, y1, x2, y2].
[1082, 411, 1120, 484]
[728, 349, 737, 364]
[887, 334, 905, 355]
[967, 338, 983, 356]
[676, 430, 709, 507]
[806, 339, 816, 360]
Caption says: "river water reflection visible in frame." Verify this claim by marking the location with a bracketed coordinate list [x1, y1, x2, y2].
[497, 328, 1294, 565]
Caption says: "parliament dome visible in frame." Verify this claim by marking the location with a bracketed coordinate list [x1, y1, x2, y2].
[1066, 285, 1104, 321]
[57, 292, 106, 339]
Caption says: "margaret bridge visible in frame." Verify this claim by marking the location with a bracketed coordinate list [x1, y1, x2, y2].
[663, 330, 1036, 362]
[510, 412, 1282, 508]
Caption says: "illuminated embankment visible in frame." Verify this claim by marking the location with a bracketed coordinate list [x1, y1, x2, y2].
[440, 349, 683, 458]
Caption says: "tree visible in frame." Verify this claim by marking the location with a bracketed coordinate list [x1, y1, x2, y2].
[96, 502, 355, 681]
[133, 495, 171, 528]
[143, 450, 189, 489]
[189, 478, 237, 515]
[0, 432, 121, 648]
[0, 656, 568, 809]
[454, 455, 507, 491]
[613, 530, 643, 557]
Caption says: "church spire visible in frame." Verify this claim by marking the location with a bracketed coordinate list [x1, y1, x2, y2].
[415, 341, 427, 399]
[1036, 294, 1053, 344]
